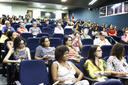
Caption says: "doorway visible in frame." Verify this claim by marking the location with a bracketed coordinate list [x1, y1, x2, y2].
[62, 13, 68, 21]
[27, 10, 33, 18]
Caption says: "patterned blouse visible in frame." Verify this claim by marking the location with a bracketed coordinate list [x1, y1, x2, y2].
[107, 56, 128, 72]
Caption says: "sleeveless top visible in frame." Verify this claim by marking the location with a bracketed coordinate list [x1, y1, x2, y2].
[56, 61, 76, 80]
[13, 47, 28, 60]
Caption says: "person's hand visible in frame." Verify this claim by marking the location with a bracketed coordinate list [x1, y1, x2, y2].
[16, 59, 21, 63]
[71, 78, 78, 83]
[43, 55, 50, 59]
[117, 72, 126, 76]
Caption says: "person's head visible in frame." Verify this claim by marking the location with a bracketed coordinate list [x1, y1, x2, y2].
[5, 21, 10, 27]
[123, 30, 128, 36]
[93, 26, 98, 32]
[84, 28, 89, 36]
[74, 31, 80, 37]
[55, 45, 69, 62]
[39, 36, 50, 47]
[46, 20, 49, 24]
[23, 19, 27, 23]
[107, 24, 113, 30]
[63, 36, 72, 47]
[99, 32, 106, 40]
[87, 45, 102, 66]
[19, 23, 24, 28]
[4, 29, 11, 35]
[32, 22, 37, 28]
[14, 16, 17, 20]
[113, 25, 116, 30]
[7, 31, 18, 40]
[96, 23, 99, 26]
[101, 27, 106, 32]
[110, 43, 125, 60]
[121, 27, 125, 31]
[57, 23, 61, 28]
[14, 36, 26, 50]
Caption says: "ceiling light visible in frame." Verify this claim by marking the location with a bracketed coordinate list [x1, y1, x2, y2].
[111, 3, 121, 9]
[41, 5, 45, 8]
[62, 7, 68, 10]
[61, 0, 67, 2]
[89, 0, 97, 5]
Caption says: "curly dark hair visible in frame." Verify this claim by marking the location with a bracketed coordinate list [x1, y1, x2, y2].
[14, 36, 26, 50]
[55, 45, 69, 61]
[7, 31, 14, 40]
[110, 43, 125, 60]
[63, 36, 72, 45]
[39, 36, 49, 47]
[93, 26, 98, 32]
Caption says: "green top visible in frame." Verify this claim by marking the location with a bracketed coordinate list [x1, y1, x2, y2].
[81, 34, 91, 39]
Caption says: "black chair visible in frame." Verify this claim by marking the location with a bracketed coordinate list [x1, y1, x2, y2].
[37, 33, 49, 37]
[81, 45, 91, 57]
[20, 33, 33, 42]
[81, 38, 93, 45]
[49, 38, 62, 48]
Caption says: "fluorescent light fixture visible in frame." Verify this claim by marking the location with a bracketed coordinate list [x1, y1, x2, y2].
[111, 3, 121, 9]
[62, 7, 68, 10]
[89, 0, 97, 5]
[41, 5, 45, 8]
[61, 0, 67, 2]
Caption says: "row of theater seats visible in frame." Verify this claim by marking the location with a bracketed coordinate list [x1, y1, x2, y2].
[8, 58, 122, 85]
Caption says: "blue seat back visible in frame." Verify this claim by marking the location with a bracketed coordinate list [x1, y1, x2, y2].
[64, 28, 72, 36]
[19, 60, 50, 85]
[37, 33, 49, 37]
[124, 45, 128, 55]
[79, 57, 87, 75]
[25, 25, 33, 31]
[101, 45, 113, 58]
[81, 45, 91, 57]
[20, 33, 33, 41]
[49, 38, 62, 48]
[27, 37, 40, 52]
[52, 33, 64, 41]
[42, 27, 53, 35]
[81, 39, 93, 45]
[117, 30, 123, 36]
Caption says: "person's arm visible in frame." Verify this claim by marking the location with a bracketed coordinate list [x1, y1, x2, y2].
[17, 28, 23, 33]
[35, 56, 43, 60]
[105, 39, 111, 45]
[51, 62, 67, 83]
[72, 37, 79, 46]
[29, 28, 32, 33]
[11, 27, 16, 32]
[122, 35, 128, 42]
[83, 60, 97, 78]
[92, 31, 99, 36]
[3, 48, 21, 63]
[93, 39, 98, 45]
[26, 47, 31, 60]
[78, 38, 83, 49]
[108, 33, 114, 36]
[6, 41, 12, 50]
[70, 62, 83, 82]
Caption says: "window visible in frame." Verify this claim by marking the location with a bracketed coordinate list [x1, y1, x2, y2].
[107, 5, 113, 15]
[99, 7, 106, 17]
[124, 1, 128, 12]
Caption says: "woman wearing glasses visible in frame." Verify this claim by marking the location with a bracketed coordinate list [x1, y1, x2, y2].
[3, 36, 31, 63]
[83, 45, 125, 81]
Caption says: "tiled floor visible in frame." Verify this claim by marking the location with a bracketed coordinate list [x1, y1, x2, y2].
[0, 74, 7, 85]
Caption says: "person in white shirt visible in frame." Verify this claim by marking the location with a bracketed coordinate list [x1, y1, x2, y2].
[54, 23, 64, 34]
[94, 32, 111, 46]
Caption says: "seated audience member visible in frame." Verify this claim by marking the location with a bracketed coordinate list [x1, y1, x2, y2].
[73, 21, 83, 34]
[54, 23, 64, 34]
[29, 22, 42, 36]
[7, 31, 18, 50]
[17, 23, 28, 36]
[45, 20, 49, 25]
[72, 31, 83, 51]
[35, 19, 41, 25]
[51, 45, 89, 85]
[23, 19, 29, 28]
[83, 45, 125, 80]
[2, 21, 15, 33]
[65, 21, 74, 29]
[17, 17, 23, 23]
[35, 36, 55, 64]
[3, 36, 31, 63]
[121, 30, 128, 44]
[63, 36, 82, 62]
[107, 43, 128, 73]
[0, 29, 11, 43]
[94, 32, 111, 46]
[81, 28, 91, 39]
[92, 26, 99, 39]
[113, 25, 117, 32]
[107, 24, 117, 36]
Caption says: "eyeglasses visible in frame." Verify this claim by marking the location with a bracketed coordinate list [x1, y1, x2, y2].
[96, 50, 102, 52]
[68, 40, 72, 41]
[19, 43, 25, 45]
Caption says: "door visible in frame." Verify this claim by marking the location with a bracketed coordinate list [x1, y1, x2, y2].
[27, 10, 33, 18]
[62, 13, 68, 21]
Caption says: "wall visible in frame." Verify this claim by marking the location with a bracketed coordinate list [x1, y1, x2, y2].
[69, 6, 128, 30]
[0, 3, 68, 19]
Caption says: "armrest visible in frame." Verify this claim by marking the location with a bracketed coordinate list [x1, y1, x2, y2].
[7, 63, 13, 85]
[15, 81, 22, 85]
[83, 76, 98, 82]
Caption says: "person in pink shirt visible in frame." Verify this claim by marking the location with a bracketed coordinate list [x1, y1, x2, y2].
[17, 23, 28, 36]
[121, 30, 128, 44]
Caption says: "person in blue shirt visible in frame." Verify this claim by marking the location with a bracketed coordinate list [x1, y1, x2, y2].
[2, 21, 15, 33]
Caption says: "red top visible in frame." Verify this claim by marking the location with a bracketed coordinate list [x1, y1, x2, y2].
[17, 27, 28, 36]
[107, 30, 115, 35]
